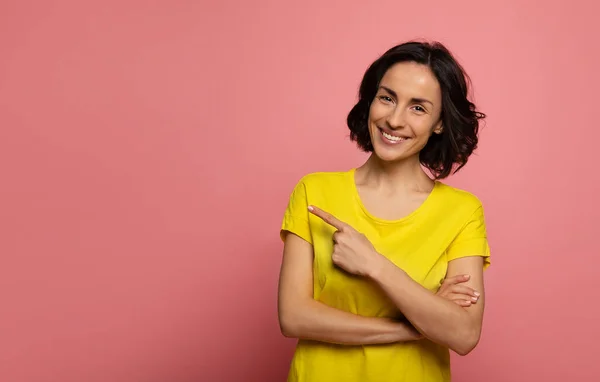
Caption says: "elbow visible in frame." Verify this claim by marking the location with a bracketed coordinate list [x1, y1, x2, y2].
[452, 328, 481, 356]
[278, 310, 300, 339]
[278, 296, 313, 339]
[279, 321, 298, 339]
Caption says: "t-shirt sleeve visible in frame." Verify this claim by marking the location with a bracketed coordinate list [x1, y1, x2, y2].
[446, 205, 491, 269]
[280, 179, 313, 245]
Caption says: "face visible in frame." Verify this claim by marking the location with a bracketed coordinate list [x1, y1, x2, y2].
[368, 61, 443, 163]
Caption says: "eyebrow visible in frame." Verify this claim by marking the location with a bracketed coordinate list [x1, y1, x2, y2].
[379, 86, 434, 106]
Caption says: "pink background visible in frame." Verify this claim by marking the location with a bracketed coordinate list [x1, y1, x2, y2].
[1, 1, 599, 381]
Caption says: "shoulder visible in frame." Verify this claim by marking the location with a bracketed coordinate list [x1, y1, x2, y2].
[282, 170, 352, 218]
[293, 170, 350, 190]
[435, 182, 485, 216]
[285, 170, 353, 207]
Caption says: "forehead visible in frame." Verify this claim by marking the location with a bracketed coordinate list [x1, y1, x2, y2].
[379, 62, 441, 101]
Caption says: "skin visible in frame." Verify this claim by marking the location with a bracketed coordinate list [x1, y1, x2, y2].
[278, 62, 485, 354]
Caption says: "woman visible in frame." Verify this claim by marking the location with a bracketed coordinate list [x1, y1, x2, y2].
[277, 41, 491, 382]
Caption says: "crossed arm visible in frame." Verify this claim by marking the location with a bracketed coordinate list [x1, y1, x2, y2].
[278, 233, 422, 345]
[369, 254, 485, 355]
[277, 207, 487, 355]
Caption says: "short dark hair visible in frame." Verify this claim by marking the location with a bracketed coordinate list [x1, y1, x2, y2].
[347, 41, 486, 179]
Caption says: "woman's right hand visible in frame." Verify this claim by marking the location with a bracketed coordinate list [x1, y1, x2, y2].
[436, 274, 480, 307]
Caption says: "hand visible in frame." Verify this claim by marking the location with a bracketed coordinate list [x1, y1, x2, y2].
[436, 274, 480, 307]
[308, 205, 383, 277]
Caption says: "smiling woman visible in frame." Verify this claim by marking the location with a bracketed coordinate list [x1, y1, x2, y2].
[347, 41, 484, 179]
[367, 62, 445, 162]
[277, 41, 490, 382]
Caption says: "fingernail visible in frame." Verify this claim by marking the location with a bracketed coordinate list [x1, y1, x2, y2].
[471, 296, 478, 301]
[308, 206, 314, 211]
[474, 291, 480, 296]
[464, 275, 470, 279]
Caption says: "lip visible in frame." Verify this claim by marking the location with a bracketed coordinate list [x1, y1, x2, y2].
[377, 127, 410, 145]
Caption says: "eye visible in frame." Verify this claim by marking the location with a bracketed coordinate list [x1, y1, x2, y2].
[378, 95, 393, 103]
[412, 105, 426, 113]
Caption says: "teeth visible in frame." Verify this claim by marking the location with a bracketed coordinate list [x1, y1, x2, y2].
[382, 131, 404, 141]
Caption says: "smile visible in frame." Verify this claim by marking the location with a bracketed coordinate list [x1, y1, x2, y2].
[379, 128, 409, 144]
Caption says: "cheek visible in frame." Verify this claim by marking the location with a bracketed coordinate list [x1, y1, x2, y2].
[368, 102, 387, 122]
[411, 118, 436, 137]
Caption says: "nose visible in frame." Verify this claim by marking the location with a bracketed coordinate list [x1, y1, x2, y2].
[385, 107, 406, 129]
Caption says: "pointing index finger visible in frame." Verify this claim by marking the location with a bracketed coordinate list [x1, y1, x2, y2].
[308, 205, 348, 231]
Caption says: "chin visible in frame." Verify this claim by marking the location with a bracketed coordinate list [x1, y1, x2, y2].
[370, 138, 407, 162]
[372, 145, 409, 163]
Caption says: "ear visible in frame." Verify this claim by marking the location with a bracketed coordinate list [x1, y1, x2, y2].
[433, 122, 443, 135]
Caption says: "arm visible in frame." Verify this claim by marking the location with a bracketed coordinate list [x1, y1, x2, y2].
[303, 204, 489, 354]
[277, 232, 422, 345]
[369, 255, 486, 355]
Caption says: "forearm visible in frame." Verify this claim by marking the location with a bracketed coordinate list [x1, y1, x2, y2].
[370, 258, 480, 355]
[279, 298, 422, 346]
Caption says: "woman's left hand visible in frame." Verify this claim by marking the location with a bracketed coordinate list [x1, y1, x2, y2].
[308, 205, 384, 277]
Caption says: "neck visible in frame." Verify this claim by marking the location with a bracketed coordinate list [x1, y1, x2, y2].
[356, 154, 435, 192]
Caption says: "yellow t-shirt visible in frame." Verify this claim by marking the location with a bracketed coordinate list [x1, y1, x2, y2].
[280, 169, 491, 382]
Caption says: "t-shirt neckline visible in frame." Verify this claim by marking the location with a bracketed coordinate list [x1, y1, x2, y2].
[348, 168, 440, 225]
